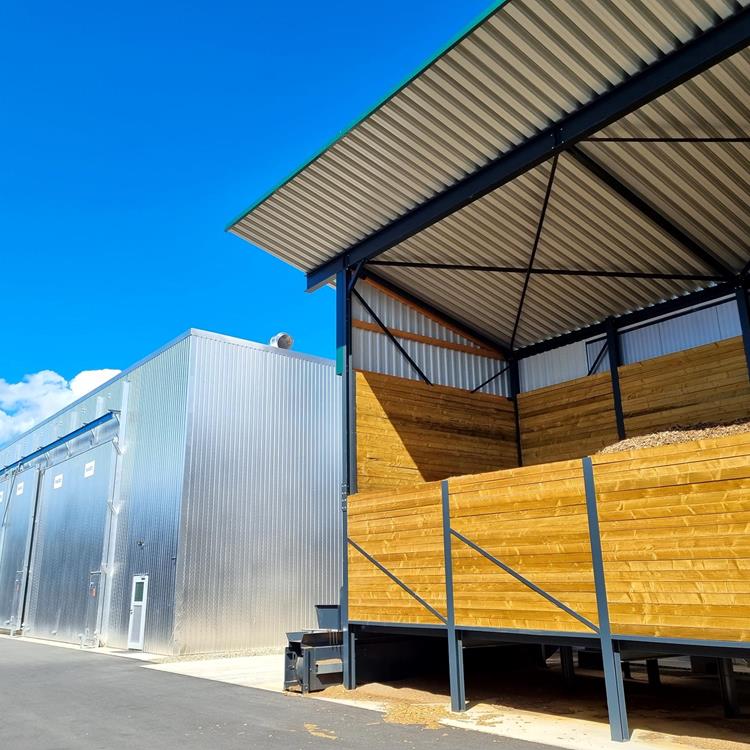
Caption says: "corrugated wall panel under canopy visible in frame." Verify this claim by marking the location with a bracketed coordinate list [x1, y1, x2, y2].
[229, 0, 750, 351]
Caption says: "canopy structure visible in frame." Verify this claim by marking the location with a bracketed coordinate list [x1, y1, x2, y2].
[229, 0, 750, 354]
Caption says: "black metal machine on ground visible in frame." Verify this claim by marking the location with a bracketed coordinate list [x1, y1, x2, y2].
[284, 605, 343, 694]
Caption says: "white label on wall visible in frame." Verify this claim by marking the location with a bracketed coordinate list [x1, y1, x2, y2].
[0, 491, 4, 504]
[84, 460, 96, 478]
[53, 474, 64, 490]
[16, 482, 24, 496]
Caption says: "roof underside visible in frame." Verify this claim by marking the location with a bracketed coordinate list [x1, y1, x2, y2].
[230, 0, 750, 351]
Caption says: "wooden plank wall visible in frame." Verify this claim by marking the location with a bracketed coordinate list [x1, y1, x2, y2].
[449, 463, 597, 632]
[348, 482, 446, 625]
[619, 336, 750, 435]
[518, 372, 618, 465]
[348, 432, 750, 642]
[593, 432, 750, 642]
[355, 370, 518, 492]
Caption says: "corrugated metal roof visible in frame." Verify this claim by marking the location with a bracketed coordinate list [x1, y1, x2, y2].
[229, 0, 750, 349]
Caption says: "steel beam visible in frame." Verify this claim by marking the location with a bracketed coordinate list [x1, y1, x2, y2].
[368, 260, 721, 283]
[362, 270, 511, 357]
[511, 155, 559, 350]
[568, 147, 732, 278]
[306, 7, 750, 289]
[586, 136, 750, 143]
[470, 363, 509, 394]
[583, 457, 630, 742]
[736, 283, 750, 379]
[606, 320, 626, 440]
[441, 480, 466, 712]
[349, 539, 447, 624]
[515, 280, 737, 360]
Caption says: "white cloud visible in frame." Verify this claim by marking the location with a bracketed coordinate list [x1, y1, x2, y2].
[0, 368, 120, 447]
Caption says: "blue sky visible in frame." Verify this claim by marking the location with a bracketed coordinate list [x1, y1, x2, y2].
[1, 0, 492, 386]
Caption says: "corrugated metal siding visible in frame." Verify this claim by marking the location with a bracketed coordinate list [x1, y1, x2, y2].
[174, 334, 342, 654]
[106, 336, 191, 653]
[618, 299, 741, 363]
[231, 0, 743, 271]
[519, 340, 589, 391]
[0, 467, 38, 631]
[353, 282, 509, 395]
[25, 443, 116, 644]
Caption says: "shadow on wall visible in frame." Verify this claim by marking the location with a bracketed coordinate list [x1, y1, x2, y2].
[354, 370, 517, 492]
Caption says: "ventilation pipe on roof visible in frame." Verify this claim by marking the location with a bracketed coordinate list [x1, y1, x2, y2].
[270, 332, 293, 350]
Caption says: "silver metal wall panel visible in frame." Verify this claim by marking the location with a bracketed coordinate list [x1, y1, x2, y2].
[354, 282, 480, 347]
[105, 336, 191, 654]
[0, 467, 39, 631]
[353, 283, 509, 395]
[519, 340, 589, 392]
[353, 328, 507, 395]
[174, 333, 342, 654]
[25, 443, 116, 644]
[619, 300, 741, 364]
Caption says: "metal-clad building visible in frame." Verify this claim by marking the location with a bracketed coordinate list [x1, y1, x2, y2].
[0, 329, 341, 655]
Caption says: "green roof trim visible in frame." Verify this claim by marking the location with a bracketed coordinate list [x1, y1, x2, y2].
[225, 0, 509, 232]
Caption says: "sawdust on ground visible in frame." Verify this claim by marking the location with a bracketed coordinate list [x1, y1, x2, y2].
[323, 683, 449, 729]
[320, 673, 750, 750]
[598, 419, 750, 454]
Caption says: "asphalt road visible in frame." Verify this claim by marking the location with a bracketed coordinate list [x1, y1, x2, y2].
[0, 638, 551, 750]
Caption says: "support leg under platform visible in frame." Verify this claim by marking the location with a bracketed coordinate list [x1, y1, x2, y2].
[561, 646, 575, 687]
[601, 641, 629, 742]
[718, 658, 739, 718]
[447, 631, 466, 712]
[646, 658, 660, 688]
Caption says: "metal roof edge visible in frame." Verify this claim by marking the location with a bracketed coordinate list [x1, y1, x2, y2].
[0, 330, 195, 452]
[188, 328, 335, 366]
[224, 0, 509, 233]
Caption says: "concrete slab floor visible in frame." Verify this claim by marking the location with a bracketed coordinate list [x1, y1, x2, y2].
[0, 637, 544, 750]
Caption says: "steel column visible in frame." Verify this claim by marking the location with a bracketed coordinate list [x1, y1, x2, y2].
[441, 479, 466, 712]
[349, 629, 357, 690]
[606, 320, 626, 440]
[583, 457, 629, 742]
[736, 284, 750, 380]
[561, 646, 576, 687]
[337, 268, 356, 689]
[509, 359, 523, 466]
[646, 658, 661, 688]
[718, 658, 740, 718]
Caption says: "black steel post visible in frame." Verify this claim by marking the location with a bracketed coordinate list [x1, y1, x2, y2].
[337, 268, 356, 689]
[509, 359, 523, 467]
[561, 646, 576, 687]
[441, 479, 466, 712]
[646, 658, 661, 688]
[735, 283, 750, 380]
[718, 658, 740, 718]
[583, 457, 630, 742]
[606, 320, 626, 441]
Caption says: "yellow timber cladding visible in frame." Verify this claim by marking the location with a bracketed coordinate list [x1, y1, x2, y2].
[349, 431, 750, 643]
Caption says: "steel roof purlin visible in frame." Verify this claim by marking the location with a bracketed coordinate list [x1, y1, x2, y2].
[303, 5, 750, 292]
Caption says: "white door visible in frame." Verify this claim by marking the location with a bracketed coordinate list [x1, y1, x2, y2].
[127, 575, 148, 650]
